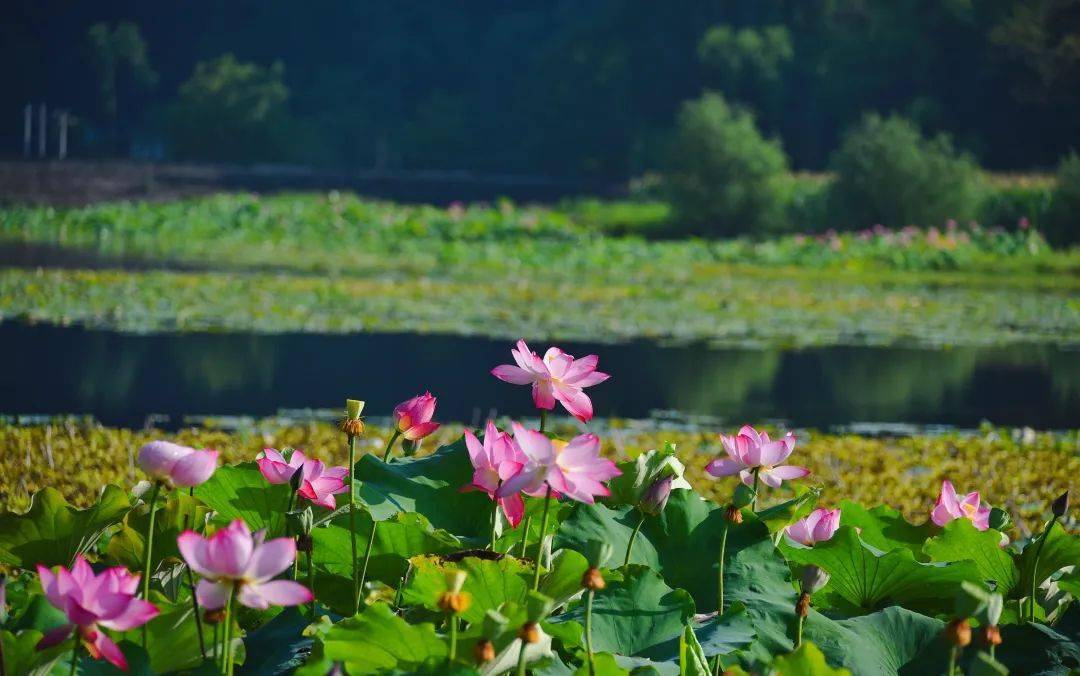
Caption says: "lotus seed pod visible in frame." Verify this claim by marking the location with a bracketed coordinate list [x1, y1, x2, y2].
[203, 608, 225, 625]
[800, 565, 830, 594]
[345, 399, 365, 420]
[437, 590, 472, 615]
[582, 567, 606, 591]
[944, 618, 972, 647]
[338, 417, 365, 437]
[795, 592, 811, 617]
[1052, 490, 1069, 518]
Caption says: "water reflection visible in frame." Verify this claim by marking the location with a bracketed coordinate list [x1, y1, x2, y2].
[1, 322, 1076, 429]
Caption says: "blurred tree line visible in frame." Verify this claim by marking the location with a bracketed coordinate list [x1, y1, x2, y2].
[3, 0, 1078, 177]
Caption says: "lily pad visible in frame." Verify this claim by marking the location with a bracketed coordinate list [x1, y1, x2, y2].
[0, 486, 131, 568]
[195, 462, 292, 536]
[923, 518, 1018, 595]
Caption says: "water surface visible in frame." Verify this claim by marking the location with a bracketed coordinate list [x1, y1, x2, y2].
[2, 323, 1076, 429]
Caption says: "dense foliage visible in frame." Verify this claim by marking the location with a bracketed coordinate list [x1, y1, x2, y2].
[0, 408, 1075, 673]
[664, 93, 788, 235]
[828, 115, 981, 229]
[5, 1, 1079, 174]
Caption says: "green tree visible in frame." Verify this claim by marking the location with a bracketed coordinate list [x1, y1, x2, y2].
[1047, 152, 1080, 245]
[828, 114, 980, 228]
[698, 25, 793, 85]
[663, 92, 789, 236]
[86, 22, 158, 149]
[170, 54, 293, 162]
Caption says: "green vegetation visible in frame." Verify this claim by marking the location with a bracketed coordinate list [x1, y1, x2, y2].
[2, 193, 1076, 344]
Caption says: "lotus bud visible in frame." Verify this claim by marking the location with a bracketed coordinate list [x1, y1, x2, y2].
[287, 506, 315, 538]
[944, 618, 972, 647]
[437, 570, 471, 615]
[1052, 490, 1069, 518]
[639, 475, 673, 516]
[289, 464, 305, 493]
[581, 567, 606, 591]
[800, 565, 830, 594]
[988, 507, 1012, 532]
[584, 540, 614, 569]
[474, 639, 495, 664]
[731, 484, 756, 509]
[518, 622, 540, 644]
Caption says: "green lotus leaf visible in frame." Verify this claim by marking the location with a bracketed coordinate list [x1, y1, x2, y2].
[770, 642, 851, 675]
[783, 526, 982, 615]
[311, 509, 462, 609]
[0, 485, 131, 568]
[556, 565, 695, 657]
[105, 491, 210, 572]
[238, 607, 312, 676]
[555, 489, 772, 612]
[195, 462, 292, 536]
[401, 555, 533, 624]
[354, 438, 496, 540]
[1017, 522, 1080, 596]
[922, 518, 1019, 595]
[314, 602, 447, 674]
[837, 501, 936, 560]
[117, 595, 219, 673]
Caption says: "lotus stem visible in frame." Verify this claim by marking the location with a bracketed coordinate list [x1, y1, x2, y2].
[717, 521, 729, 614]
[381, 429, 402, 463]
[68, 638, 79, 676]
[795, 614, 804, 648]
[183, 486, 206, 661]
[304, 548, 315, 620]
[286, 490, 298, 580]
[519, 516, 532, 558]
[624, 512, 646, 567]
[532, 485, 553, 590]
[515, 640, 529, 676]
[222, 588, 235, 674]
[946, 645, 957, 675]
[348, 434, 360, 615]
[358, 519, 378, 606]
[490, 495, 500, 551]
[751, 468, 760, 511]
[585, 588, 596, 676]
[539, 409, 548, 433]
[448, 614, 459, 662]
[140, 481, 162, 650]
[1029, 514, 1059, 621]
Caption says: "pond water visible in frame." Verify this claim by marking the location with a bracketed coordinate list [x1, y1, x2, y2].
[2, 322, 1076, 430]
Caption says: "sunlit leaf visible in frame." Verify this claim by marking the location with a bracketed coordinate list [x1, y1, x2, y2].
[0, 486, 131, 568]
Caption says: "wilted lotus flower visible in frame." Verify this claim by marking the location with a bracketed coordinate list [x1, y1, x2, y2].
[394, 392, 441, 441]
[257, 449, 348, 509]
[706, 425, 809, 488]
[491, 340, 610, 423]
[496, 423, 621, 504]
[138, 441, 218, 488]
[800, 565, 831, 594]
[931, 480, 990, 531]
[36, 556, 159, 670]
[178, 519, 313, 610]
[462, 421, 528, 526]
[785, 508, 841, 546]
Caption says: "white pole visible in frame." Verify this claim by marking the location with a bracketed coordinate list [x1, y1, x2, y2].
[58, 111, 68, 160]
[37, 103, 47, 158]
[23, 104, 32, 157]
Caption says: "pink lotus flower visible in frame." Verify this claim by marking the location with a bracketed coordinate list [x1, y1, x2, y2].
[705, 425, 809, 488]
[137, 441, 218, 488]
[496, 423, 620, 504]
[785, 508, 841, 546]
[462, 421, 527, 527]
[178, 520, 313, 611]
[931, 480, 990, 531]
[36, 556, 159, 670]
[393, 392, 441, 441]
[491, 340, 610, 423]
[256, 449, 349, 510]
